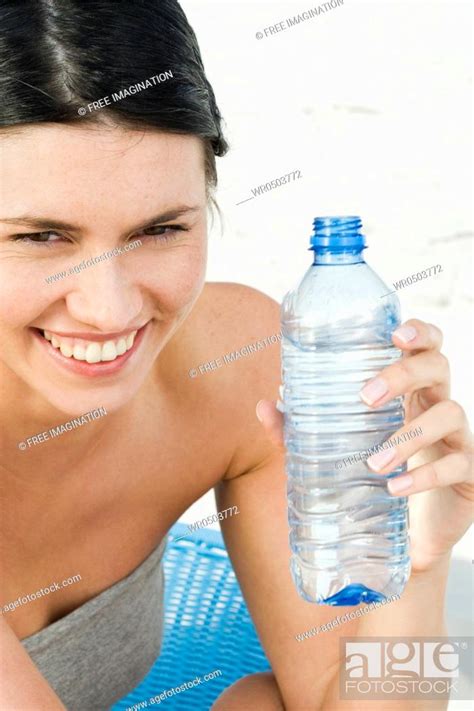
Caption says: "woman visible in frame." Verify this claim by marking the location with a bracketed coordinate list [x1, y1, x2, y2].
[0, 1, 472, 709]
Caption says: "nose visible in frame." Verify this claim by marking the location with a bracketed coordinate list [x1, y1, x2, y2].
[65, 260, 144, 332]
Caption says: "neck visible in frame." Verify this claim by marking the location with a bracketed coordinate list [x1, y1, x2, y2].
[0, 364, 136, 485]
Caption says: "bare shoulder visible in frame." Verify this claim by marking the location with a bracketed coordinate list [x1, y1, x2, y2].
[162, 282, 282, 478]
[165, 281, 281, 374]
[193, 281, 280, 346]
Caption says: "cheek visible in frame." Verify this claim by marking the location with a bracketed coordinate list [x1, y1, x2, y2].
[0, 275, 48, 330]
[143, 241, 207, 316]
[0, 247, 71, 332]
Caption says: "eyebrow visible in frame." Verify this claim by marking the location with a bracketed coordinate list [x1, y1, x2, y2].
[0, 205, 201, 233]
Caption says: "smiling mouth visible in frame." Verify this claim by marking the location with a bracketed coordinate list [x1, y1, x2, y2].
[38, 329, 138, 364]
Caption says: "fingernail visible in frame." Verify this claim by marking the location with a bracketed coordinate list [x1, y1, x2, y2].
[388, 474, 413, 494]
[367, 448, 396, 472]
[360, 377, 389, 405]
[393, 326, 417, 343]
[256, 400, 264, 422]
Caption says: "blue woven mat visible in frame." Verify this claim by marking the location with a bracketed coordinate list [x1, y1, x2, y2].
[111, 523, 270, 710]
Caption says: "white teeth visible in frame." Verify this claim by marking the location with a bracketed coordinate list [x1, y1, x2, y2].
[101, 341, 118, 361]
[73, 344, 86, 361]
[116, 338, 127, 356]
[44, 329, 138, 363]
[60, 343, 73, 358]
[85, 343, 102, 364]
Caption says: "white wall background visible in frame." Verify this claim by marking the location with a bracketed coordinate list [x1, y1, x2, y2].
[177, 2, 473, 700]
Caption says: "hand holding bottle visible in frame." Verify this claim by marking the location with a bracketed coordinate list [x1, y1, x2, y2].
[257, 317, 474, 578]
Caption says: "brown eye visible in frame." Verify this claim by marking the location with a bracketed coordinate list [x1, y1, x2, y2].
[14, 231, 63, 244]
[139, 224, 187, 243]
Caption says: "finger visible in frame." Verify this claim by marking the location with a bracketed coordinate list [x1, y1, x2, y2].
[256, 399, 284, 450]
[386, 452, 473, 496]
[392, 319, 443, 352]
[359, 349, 449, 407]
[366, 400, 468, 474]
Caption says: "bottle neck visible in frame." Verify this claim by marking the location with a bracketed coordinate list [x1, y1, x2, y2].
[310, 216, 367, 263]
[311, 249, 365, 265]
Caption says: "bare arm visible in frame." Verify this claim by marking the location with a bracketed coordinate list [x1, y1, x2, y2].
[0, 616, 66, 711]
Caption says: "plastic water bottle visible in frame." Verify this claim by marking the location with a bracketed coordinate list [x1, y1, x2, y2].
[281, 216, 411, 606]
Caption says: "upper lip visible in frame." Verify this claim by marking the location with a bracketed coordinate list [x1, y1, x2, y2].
[36, 325, 146, 341]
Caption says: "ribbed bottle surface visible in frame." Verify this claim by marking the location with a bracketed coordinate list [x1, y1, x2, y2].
[281, 222, 410, 606]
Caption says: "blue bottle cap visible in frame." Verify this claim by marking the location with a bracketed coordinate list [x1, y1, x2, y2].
[310, 216, 367, 250]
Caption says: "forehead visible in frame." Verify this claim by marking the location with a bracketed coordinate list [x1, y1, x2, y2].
[0, 124, 205, 220]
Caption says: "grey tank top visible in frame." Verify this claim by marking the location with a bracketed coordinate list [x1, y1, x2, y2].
[21, 537, 167, 711]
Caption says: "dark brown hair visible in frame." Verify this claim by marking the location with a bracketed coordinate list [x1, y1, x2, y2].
[0, 0, 229, 202]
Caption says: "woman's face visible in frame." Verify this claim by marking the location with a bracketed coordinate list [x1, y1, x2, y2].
[0, 124, 208, 415]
